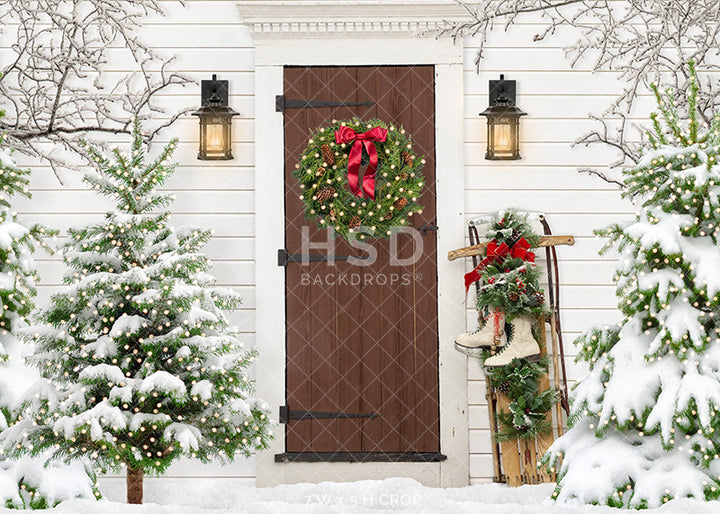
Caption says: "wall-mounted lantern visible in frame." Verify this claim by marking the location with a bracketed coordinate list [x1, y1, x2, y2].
[480, 74, 526, 160]
[192, 74, 238, 160]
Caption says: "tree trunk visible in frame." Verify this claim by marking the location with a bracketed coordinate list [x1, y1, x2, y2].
[126, 465, 144, 504]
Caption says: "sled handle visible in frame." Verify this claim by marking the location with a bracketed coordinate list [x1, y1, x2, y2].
[447, 235, 575, 262]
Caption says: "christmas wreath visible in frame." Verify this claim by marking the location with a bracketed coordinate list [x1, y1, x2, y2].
[293, 118, 426, 240]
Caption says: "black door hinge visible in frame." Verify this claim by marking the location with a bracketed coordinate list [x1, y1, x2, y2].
[278, 249, 367, 266]
[419, 222, 438, 235]
[279, 405, 379, 424]
[276, 95, 375, 113]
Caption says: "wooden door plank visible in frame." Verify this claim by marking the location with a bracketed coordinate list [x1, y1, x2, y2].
[406, 66, 438, 451]
[370, 66, 405, 453]
[393, 66, 420, 451]
[284, 67, 314, 452]
[333, 66, 367, 453]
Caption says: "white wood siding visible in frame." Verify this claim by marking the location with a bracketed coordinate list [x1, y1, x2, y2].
[3, 0, 650, 492]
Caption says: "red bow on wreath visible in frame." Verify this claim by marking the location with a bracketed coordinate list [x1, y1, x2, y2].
[463, 237, 536, 300]
[335, 125, 388, 200]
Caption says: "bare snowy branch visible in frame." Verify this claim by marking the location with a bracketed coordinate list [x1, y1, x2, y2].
[577, 168, 624, 188]
[439, 0, 720, 183]
[0, 0, 192, 177]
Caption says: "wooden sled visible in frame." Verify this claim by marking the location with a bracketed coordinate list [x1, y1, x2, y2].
[455, 214, 572, 485]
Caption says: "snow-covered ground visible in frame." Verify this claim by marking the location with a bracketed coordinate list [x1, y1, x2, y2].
[6, 478, 718, 513]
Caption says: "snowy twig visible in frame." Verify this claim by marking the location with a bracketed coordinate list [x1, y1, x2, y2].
[0, 0, 191, 177]
[577, 168, 625, 189]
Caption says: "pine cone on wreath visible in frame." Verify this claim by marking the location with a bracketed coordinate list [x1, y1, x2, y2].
[329, 208, 337, 222]
[384, 212, 393, 221]
[497, 380, 511, 395]
[532, 291, 545, 306]
[394, 198, 408, 210]
[401, 150, 413, 166]
[321, 144, 335, 166]
[399, 172, 409, 180]
[316, 186, 335, 203]
[349, 216, 362, 229]
[507, 291, 520, 302]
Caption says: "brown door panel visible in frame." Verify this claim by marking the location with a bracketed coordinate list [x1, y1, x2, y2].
[283, 66, 439, 453]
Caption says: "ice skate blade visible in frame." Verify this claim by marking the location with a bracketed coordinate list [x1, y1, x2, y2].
[453, 342, 487, 357]
[483, 353, 542, 368]
[453, 338, 506, 349]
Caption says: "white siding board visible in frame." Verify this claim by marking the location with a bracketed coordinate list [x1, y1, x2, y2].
[464, 168, 619, 190]
[465, 119, 645, 144]
[469, 430, 494, 455]
[464, 190, 631, 213]
[21, 214, 255, 238]
[73, 48, 256, 73]
[28, 166, 256, 191]
[465, 71, 625, 95]
[17, 190, 255, 214]
[464, 143, 624, 167]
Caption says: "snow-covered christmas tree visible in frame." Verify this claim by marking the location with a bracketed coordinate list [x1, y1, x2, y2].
[0, 131, 99, 508]
[544, 62, 720, 508]
[1, 121, 272, 504]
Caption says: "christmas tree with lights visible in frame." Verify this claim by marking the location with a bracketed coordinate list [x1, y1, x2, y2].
[0, 129, 99, 508]
[1, 121, 272, 504]
[544, 62, 720, 508]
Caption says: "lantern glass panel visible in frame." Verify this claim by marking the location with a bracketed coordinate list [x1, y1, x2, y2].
[199, 115, 232, 160]
[205, 118, 225, 152]
[492, 119, 512, 153]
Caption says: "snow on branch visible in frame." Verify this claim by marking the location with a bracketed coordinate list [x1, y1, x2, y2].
[0, 0, 192, 178]
[439, 0, 720, 179]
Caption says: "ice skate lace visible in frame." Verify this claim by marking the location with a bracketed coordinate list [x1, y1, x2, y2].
[489, 323, 513, 356]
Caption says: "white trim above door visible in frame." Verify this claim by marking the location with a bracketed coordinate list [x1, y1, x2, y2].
[238, 0, 469, 487]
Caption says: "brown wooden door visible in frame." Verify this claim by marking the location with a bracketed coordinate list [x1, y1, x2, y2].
[283, 66, 439, 455]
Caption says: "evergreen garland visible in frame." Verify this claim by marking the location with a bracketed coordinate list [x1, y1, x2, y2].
[294, 118, 426, 240]
[488, 357, 557, 441]
[474, 210, 556, 440]
[475, 210, 545, 321]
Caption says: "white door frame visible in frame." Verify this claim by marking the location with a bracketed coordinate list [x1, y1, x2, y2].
[238, 1, 470, 487]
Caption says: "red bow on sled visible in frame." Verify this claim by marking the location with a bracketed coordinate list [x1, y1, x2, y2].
[463, 237, 535, 300]
[335, 125, 388, 200]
